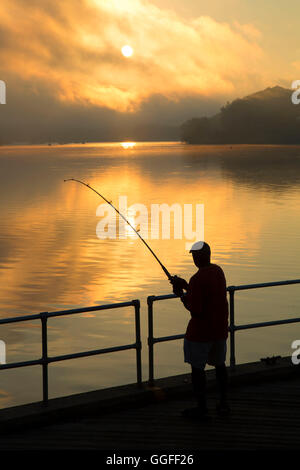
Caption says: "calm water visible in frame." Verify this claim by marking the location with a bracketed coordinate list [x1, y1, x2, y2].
[0, 142, 300, 408]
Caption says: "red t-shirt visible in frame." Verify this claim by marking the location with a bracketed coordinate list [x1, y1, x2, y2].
[184, 264, 229, 342]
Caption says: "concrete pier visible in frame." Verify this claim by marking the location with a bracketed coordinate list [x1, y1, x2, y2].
[0, 356, 300, 450]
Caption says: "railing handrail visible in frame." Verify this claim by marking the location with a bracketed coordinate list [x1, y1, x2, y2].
[147, 278, 300, 384]
[147, 279, 300, 303]
[1, 277, 300, 403]
[227, 278, 300, 291]
[0, 299, 142, 404]
[0, 299, 139, 325]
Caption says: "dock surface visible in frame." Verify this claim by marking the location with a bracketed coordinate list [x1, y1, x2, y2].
[0, 359, 300, 451]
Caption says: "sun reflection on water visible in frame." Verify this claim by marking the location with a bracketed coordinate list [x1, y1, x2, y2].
[120, 142, 136, 149]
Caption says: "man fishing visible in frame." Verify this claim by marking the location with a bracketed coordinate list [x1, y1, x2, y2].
[65, 181, 229, 420]
[171, 241, 230, 420]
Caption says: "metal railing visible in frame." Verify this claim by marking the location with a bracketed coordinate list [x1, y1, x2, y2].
[147, 279, 300, 384]
[0, 300, 142, 404]
[1, 278, 300, 402]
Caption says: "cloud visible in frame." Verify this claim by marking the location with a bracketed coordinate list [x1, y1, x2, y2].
[233, 21, 262, 41]
[0, 0, 266, 112]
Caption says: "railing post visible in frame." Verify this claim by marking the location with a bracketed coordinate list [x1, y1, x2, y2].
[133, 300, 142, 386]
[228, 288, 236, 370]
[147, 296, 155, 386]
[41, 312, 49, 405]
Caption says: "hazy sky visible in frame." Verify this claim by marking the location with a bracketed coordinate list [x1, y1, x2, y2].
[0, 0, 299, 141]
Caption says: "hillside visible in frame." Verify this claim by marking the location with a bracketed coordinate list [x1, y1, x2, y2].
[181, 86, 300, 144]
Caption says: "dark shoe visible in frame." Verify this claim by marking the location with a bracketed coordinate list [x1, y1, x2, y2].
[181, 407, 211, 422]
[216, 402, 231, 417]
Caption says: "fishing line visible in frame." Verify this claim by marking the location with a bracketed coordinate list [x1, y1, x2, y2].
[64, 178, 173, 281]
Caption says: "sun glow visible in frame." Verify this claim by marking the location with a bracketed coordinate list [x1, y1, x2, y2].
[121, 45, 133, 57]
[121, 141, 136, 149]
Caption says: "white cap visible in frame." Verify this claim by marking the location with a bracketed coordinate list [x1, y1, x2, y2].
[189, 241, 205, 252]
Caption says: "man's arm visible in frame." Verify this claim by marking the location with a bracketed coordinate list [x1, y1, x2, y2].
[170, 274, 204, 316]
[181, 275, 204, 315]
[170, 276, 188, 298]
[170, 275, 197, 313]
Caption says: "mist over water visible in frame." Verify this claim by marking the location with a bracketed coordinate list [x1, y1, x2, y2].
[0, 142, 299, 407]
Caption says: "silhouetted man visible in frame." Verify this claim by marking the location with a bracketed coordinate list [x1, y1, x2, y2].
[171, 241, 229, 420]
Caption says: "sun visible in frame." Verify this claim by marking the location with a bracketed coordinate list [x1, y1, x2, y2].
[122, 45, 134, 58]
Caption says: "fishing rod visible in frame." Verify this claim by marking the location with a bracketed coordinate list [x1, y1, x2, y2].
[64, 178, 174, 282]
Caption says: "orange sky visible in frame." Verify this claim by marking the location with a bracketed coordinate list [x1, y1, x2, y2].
[1, 0, 300, 146]
[1, 0, 296, 114]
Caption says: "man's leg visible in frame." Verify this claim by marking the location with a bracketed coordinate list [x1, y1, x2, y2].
[191, 366, 207, 413]
[183, 339, 210, 419]
[215, 363, 227, 403]
[215, 363, 230, 414]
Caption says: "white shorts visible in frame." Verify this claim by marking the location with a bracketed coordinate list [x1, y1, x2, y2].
[184, 338, 227, 370]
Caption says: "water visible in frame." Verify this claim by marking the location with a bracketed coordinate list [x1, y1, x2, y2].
[0, 142, 300, 408]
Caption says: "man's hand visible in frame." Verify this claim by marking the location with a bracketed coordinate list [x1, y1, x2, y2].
[170, 275, 188, 297]
[170, 275, 188, 289]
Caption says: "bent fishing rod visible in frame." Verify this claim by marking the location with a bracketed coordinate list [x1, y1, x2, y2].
[64, 178, 175, 282]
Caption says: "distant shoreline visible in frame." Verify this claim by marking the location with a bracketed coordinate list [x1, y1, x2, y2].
[2, 141, 300, 149]
[0, 140, 182, 148]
